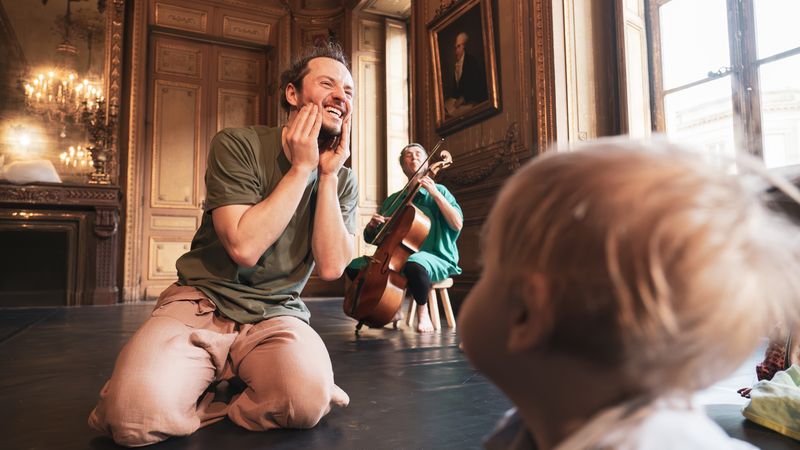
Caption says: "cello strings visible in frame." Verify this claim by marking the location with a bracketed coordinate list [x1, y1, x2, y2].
[369, 139, 446, 245]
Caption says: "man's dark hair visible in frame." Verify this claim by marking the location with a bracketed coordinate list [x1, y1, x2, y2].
[279, 42, 350, 113]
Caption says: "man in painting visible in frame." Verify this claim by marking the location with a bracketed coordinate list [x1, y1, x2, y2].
[444, 32, 487, 116]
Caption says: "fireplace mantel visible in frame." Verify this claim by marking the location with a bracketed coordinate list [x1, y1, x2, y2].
[0, 183, 122, 305]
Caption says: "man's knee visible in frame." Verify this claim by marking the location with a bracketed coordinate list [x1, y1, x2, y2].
[229, 317, 339, 430]
[280, 379, 334, 428]
[231, 376, 332, 430]
[90, 378, 202, 446]
[232, 352, 335, 428]
[89, 316, 220, 446]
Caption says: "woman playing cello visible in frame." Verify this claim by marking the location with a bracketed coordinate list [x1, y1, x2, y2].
[345, 143, 463, 333]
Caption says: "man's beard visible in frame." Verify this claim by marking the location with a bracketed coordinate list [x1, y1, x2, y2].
[318, 124, 341, 151]
[319, 122, 341, 139]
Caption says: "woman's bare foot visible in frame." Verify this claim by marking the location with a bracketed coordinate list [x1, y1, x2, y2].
[737, 387, 752, 398]
[416, 304, 435, 333]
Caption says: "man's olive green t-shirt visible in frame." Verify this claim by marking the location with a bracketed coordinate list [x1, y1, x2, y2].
[176, 125, 358, 324]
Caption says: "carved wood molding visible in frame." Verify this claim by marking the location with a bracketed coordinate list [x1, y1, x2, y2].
[291, 8, 345, 23]
[107, 0, 126, 183]
[216, 0, 288, 17]
[532, 0, 557, 151]
[432, 0, 466, 21]
[439, 122, 523, 186]
[94, 207, 120, 238]
[0, 184, 121, 207]
[361, 0, 411, 18]
[124, 0, 147, 301]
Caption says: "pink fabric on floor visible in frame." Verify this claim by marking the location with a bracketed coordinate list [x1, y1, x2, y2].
[88, 284, 349, 447]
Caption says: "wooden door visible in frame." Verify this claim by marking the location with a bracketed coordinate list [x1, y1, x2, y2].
[140, 32, 266, 299]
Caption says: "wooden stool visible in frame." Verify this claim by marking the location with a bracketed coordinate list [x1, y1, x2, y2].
[405, 278, 456, 330]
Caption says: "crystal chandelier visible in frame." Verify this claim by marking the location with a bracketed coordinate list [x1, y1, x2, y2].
[23, 70, 102, 131]
[21, 0, 104, 137]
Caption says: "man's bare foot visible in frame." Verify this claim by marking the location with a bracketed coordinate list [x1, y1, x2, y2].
[331, 384, 350, 407]
[416, 304, 435, 333]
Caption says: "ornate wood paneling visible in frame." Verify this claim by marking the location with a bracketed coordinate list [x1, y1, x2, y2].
[218, 54, 261, 84]
[439, 123, 523, 189]
[217, 89, 259, 130]
[222, 15, 271, 44]
[132, 4, 272, 301]
[358, 19, 383, 52]
[150, 215, 198, 231]
[126, 1, 415, 300]
[148, 238, 191, 279]
[151, 80, 202, 208]
[213, 46, 265, 133]
[153, 2, 210, 33]
[155, 43, 204, 78]
[299, 0, 340, 9]
[124, 0, 148, 301]
[215, 48, 262, 131]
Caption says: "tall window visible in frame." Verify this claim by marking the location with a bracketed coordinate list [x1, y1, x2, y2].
[648, 0, 800, 168]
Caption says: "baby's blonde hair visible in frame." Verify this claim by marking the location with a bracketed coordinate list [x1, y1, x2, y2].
[484, 137, 800, 393]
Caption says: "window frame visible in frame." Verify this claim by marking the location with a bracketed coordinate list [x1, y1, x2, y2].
[646, 0, 800, 160]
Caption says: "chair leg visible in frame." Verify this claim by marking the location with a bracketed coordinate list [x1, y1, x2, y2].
[440, 288, 456, 329]
[406, 296, 416, 328]
[428, 289, 441, 330]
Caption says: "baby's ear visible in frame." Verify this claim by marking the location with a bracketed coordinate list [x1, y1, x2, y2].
[507, 273, 551, 353]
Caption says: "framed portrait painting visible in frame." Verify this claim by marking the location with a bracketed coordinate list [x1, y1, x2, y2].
[428, 0, 500, 136]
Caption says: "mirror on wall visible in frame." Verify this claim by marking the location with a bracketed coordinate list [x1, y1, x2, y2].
[0, 0, 118, 185]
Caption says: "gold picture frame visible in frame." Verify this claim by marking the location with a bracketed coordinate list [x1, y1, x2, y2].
[428, 0, 500, 136]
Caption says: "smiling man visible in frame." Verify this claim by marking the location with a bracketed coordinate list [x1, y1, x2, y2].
[88, 43, 358, 447]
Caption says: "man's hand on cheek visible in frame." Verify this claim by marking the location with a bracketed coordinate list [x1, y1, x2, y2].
[285, 104, 322, 171]
[318, 115, 351, 176]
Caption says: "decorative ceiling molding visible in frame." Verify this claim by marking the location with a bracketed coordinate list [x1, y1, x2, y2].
[362, 0, 411, 19]
[292, 7, 345, 23]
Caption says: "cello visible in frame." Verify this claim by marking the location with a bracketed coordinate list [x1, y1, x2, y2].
[343, 140, 453, 330]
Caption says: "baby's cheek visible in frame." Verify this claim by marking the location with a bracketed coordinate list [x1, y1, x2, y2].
[458, 288, 498, 365]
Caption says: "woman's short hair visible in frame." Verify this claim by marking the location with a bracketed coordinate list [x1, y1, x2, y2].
[399, 143, 426, 166]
